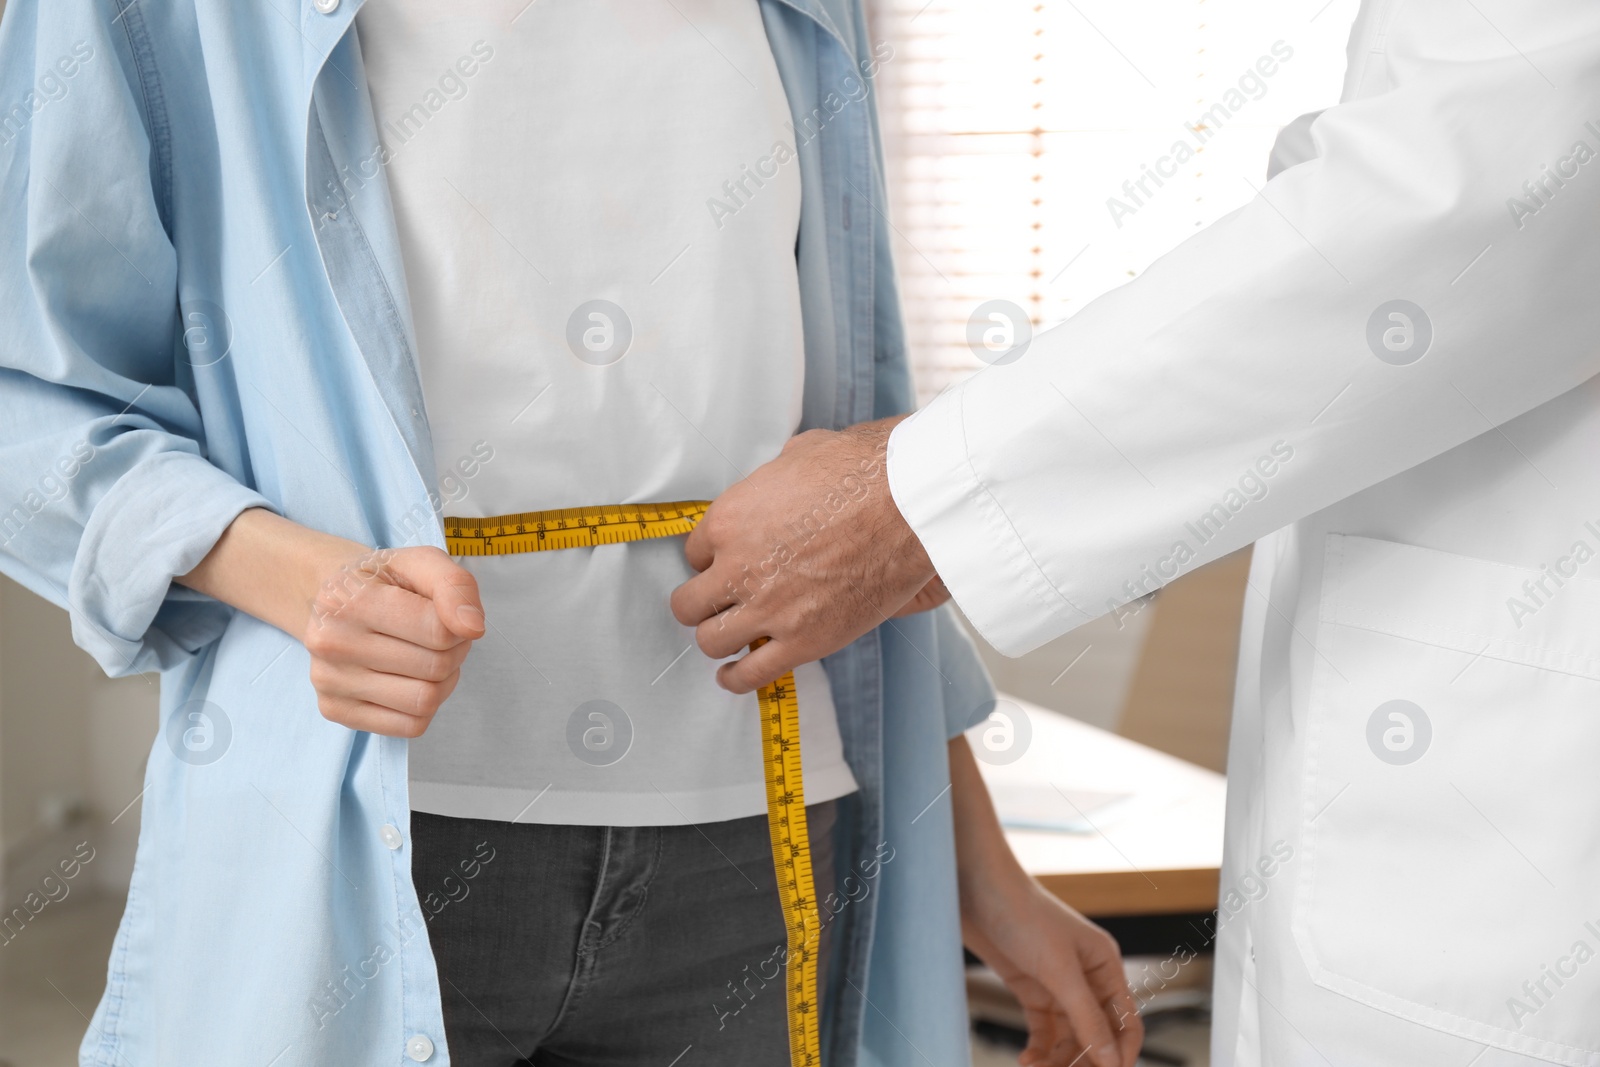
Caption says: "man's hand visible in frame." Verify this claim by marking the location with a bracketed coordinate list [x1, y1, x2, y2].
[669, 416, 940, 693]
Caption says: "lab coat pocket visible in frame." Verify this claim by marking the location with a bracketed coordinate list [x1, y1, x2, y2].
[1294, 534, 1600, 1066]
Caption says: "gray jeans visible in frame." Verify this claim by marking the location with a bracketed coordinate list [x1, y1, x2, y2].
[410, 800, 839, 1066]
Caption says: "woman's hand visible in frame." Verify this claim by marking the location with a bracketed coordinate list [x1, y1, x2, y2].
[302, 545, 485, 737]
[179, 508, 486, 738]
[948, 736, 1142, 1067]
[963, 872, 1142, 1067]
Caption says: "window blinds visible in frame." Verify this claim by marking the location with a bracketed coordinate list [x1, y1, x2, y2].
[867, 0, 1359, 404]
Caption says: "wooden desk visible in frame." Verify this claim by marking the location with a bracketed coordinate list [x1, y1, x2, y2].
[968, 696, 1226, 918]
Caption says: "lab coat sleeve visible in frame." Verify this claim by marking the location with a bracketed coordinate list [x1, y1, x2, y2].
[888, 0, 1600, 656]
[0, 2, 274, 677]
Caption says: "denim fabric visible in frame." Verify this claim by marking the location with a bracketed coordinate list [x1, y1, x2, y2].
[411, 802, 839, 1067]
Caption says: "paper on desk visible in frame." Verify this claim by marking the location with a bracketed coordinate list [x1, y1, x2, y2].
[988, 781, 1135, 834]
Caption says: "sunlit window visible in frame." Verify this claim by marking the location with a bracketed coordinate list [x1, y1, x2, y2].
[869, 0, 1360, 404]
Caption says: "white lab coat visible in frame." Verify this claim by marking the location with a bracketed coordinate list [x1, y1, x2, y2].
[887, 2, 1600, 1064]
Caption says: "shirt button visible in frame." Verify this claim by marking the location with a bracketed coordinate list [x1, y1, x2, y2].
[379, 824, 403, 850]
[406, 1034, 435, 1062]
[313, 0, 340, 13]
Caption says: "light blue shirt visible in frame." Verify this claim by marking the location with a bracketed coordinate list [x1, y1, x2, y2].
[0, 2, 994, 1065]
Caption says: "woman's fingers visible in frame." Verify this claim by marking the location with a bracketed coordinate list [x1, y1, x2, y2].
[316, 688, 455, 738]
[1110, 996, 1144, 1067]
[1008, 980, 1063, 1066]
[1045, 965, 1122, 1067]
[354, 581, 469, 651]
[301, 546, 488, 739]
[378, 546, 486, 640]
[311, 660, 463, 723]
[1084, 945, 1144, 1063]
[308, 626, 472, 681]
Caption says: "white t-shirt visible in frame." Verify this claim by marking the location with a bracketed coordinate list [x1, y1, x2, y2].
[356, 0, 858, 826]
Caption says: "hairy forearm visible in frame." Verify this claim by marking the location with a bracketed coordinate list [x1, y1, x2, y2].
[175, 507, 370, 637]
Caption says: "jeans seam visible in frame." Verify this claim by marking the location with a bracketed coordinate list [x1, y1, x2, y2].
[588, 827, 663, 954]
[539, 827, 613, 1045]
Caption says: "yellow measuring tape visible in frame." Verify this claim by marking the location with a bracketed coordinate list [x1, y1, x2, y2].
[444, 502, 823, 1067]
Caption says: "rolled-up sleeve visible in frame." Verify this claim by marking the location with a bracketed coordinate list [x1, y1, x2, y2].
[0, 1, 272, 676]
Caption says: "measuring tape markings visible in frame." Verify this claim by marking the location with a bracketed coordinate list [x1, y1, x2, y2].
[443, 500, 822, 1067]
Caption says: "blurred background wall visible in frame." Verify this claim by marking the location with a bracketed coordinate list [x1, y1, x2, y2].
[0, 577, 154, 914]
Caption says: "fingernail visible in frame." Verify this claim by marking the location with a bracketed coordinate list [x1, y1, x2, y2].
[456, 604, 484, 630]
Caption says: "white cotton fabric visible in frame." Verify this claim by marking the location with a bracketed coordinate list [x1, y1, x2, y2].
[357, 0, 856, 826]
